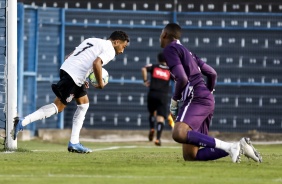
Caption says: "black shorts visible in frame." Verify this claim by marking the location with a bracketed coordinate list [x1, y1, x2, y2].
[147, 91, 168, 118]
[51, 70, 87, 105]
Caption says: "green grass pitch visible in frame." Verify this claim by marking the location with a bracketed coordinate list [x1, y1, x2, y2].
[0, 139, 281, 184]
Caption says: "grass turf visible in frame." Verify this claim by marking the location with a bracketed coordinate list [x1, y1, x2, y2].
[0, 139, 281, 184]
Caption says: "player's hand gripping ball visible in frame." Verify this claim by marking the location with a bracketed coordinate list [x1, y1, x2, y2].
[88, 68, 109, 86]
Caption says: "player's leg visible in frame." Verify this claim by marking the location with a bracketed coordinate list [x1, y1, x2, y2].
[13, 97, 63, 140]
[178, 108, 260, 162]
[14, 69, 70, 128]
[147, 93, 156, 141]
[182, 144, 229, 161]
[148, 111, 156, 141]
[13, 70, 70, 140]
[154, 97, 167, 146]
[182, 144, 199, 161]
[68, 84, 92, 153]
[173, 98, 241, 162]
[194, 115, 229, 161]
[179, 124, 262, 162]
[24, 98, 62, 126]
[70, 95, 89, 145]
[195, 148, 229, 161]
[155, 115, 165, 146]
[154, 93, 169, 146]
[173, 122, 240, 162]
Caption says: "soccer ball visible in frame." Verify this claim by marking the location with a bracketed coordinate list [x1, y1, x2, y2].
[88, 68, 109, 86]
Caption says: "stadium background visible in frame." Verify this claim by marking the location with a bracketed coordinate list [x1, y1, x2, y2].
[6, 0, 282, 137]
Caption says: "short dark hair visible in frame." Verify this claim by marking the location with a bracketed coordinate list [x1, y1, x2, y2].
[164, 23, 182, 40]
[109, 31, 130, 42]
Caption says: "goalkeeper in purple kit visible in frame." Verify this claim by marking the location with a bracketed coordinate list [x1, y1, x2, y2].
[160, 23, 262, 163]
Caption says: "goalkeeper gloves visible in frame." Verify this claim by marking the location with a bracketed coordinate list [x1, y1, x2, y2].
[170, 98, 178, 117]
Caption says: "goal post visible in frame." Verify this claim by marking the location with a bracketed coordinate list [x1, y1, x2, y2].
[5, 0, 17, 149]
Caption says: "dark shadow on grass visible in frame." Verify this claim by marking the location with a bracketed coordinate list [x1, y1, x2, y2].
[0, 148, 32, 152]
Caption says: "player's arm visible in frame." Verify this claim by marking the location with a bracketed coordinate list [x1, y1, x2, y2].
[163, 47, 189, 101]
[141, 64, 151, 87]
[163, 47, 189, 117]
[93, 57, 105, 89]
[168, 64, 189, 119]
[194, 55, 217, 92]
[170, 64, 189, 101]
[200, 63, 217, 92]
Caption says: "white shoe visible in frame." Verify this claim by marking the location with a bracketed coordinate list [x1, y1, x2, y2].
[240, 137, 262, 163]
[228, 142, 242, 163]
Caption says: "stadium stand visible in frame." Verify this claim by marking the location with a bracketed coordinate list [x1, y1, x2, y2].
[15, 1, 282, 133]
[18, 0, 282, 13]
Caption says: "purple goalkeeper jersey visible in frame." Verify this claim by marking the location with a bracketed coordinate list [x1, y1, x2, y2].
[163, 40, 217, 133]
[163, 40, 216, 102]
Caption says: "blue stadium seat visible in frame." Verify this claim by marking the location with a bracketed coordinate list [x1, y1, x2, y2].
[224, 3, 246, 12]
[247, 3, 270, 13]
[271, 3, 282, 13]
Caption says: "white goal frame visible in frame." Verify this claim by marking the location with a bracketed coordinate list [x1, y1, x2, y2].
[5, 0, 17, 149]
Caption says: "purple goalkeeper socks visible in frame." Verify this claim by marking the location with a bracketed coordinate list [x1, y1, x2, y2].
[186, 131, 229, 161]
[186, 131, 215, 147]
[196, 148, 229, 161]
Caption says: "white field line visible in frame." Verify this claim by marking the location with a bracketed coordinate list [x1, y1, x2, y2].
[28, 145, 180, 152]
[91, 145, 137, 152]
[0, 174, 198, 179]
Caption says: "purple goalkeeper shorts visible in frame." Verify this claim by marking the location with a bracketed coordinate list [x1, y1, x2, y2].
[175, 87, 215, 135]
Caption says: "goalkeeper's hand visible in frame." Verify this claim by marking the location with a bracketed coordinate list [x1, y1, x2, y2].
[170, 98, 178, 118]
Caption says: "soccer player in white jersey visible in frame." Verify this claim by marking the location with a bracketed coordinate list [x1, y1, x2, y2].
[13, 31, 129, 153]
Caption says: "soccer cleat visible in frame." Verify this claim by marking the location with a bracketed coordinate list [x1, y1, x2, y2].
[228, 142, 242, 163]
[68, 142, 92, 153]
[148, 129, 155, 142]
[154, 139, 161, 146]
[13, 117, 24, 140]
[240, 137, 262, 163]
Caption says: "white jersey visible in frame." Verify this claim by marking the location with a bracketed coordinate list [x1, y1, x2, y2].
[61, 38, 115, 86]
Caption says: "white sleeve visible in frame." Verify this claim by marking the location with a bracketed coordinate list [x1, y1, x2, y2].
[99, 49, 115, 66]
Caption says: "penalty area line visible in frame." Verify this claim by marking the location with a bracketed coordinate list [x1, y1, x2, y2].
[92, 146, 137, 152]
